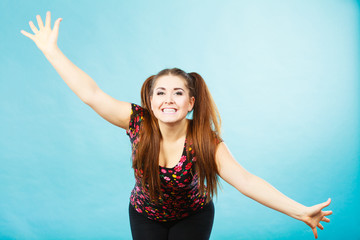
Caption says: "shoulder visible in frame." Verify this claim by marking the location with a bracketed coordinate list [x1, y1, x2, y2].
[215, 141, 236, 170]
[130, 103, 145, 114]
[126, 103, 148, 136]
[215, 141, 227, 156]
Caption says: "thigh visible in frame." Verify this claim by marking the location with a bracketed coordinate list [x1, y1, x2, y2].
[128, 204, 169, 240]
[168, 201, 215, 240]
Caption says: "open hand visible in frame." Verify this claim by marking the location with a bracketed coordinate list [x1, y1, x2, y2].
[301, 198, 332, 239]
[21, 11, 62, 54]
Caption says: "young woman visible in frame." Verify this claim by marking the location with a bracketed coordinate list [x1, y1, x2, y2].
[21, 12, 332, 240]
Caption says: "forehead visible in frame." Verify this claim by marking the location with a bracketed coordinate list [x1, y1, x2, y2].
[153, 75, 187, 89]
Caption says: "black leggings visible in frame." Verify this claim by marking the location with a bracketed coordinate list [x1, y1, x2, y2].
[129, 201, 215, 240]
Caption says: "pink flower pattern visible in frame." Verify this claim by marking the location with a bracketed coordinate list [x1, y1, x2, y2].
[126, 104, 208, 222]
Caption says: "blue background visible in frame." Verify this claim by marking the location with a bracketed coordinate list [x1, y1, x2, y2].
[1, 0, 359, 239]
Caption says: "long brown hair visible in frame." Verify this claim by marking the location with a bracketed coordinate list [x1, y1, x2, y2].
[133, 68, 222, 202]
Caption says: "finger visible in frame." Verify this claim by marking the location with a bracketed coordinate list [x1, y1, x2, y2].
[29, 21, 39, 33]
[53, 18, 62, 35]
[312, 227, 318, 239]
[321, 217, 330, 223]
[20, 30, 35, 41]
[36, 14, 44, 29]
[313, 198, 331, 212]
[317, 223, 324, 230]
[323, 210, 333, 216]
[321, 198, 331, 209]
[45, 11, 51, 28]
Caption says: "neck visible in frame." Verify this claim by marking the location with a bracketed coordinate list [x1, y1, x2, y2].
[158, 119, 189, 142]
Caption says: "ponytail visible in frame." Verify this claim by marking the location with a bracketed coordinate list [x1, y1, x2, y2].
[188, 72, 222, 201]
[134, 75, 162, 202]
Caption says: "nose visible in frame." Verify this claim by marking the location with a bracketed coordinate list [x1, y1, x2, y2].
[164, 94, 174, 104]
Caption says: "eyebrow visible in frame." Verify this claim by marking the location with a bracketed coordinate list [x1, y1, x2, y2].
[155, 87, 185, 91]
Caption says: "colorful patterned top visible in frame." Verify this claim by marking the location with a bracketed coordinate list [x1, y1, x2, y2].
[126, 103, 208, 222]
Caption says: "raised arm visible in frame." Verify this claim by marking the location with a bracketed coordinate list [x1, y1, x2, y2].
[21, 11, 131, 130]
[215, 142, 332, 239]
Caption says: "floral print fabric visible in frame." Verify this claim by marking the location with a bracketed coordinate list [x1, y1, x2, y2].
[126, 103, 208, 222]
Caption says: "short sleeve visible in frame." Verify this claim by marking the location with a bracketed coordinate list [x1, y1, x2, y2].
[213, 131, 223, 145]
[126, 103, 145, 141]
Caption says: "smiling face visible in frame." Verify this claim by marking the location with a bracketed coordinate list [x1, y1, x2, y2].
[150, 75, 195, 125]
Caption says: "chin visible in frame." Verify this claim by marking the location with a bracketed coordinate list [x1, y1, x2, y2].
[154, 114, 187, 124]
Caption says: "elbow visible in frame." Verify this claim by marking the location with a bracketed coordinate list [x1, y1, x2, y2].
[82, 96, 92, 106]
[220, 169, 254, 196]
[81, 88, 98, 105]
[235, 172, 256, 196]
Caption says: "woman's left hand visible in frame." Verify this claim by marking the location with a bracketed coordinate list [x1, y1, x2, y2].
[300, 198, 332, 239]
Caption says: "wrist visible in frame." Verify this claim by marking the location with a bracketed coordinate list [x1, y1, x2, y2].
[293, 205, 309, 221]
[43, 46, 61, 58]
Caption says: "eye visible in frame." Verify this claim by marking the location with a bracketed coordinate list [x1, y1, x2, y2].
[156, 91, 165, 95]
[175, 91, 183, 96]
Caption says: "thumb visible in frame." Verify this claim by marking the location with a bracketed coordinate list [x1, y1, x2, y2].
[320, 198, 331, 210]
[51, 18, 62, 42]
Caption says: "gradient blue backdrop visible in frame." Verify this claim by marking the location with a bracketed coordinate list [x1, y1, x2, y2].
[1, 0, 359, 239]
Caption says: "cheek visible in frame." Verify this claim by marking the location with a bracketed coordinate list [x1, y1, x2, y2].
[150, 97, 161, 110]
[150, 97, 156, 111]
[178, 98, 192, 110]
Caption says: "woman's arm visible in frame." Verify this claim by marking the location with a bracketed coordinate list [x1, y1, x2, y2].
[215, 142, 332, 239]
[21, 11, 131, 130]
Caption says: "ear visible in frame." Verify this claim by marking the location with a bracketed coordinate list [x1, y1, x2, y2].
[188, 96, 195, 112]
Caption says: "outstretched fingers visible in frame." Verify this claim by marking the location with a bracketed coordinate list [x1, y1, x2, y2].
[36, 14, 44, 30]
[317, 223, 324, 230]
[323, 210, 333, 216]
[321, 216, 330, 223]
[29, 21, 38, 34]
[20, 30, 35, 41]
[321, 198, 331, 209]
[312, 227, 318, 239]
[45, 11, 51, 28]
[305, 198, 332, 239]
[53, 18, 62, 35]
[21, 11, 63, 51]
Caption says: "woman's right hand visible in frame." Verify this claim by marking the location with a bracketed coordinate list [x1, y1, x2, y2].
[21, 11, 62, 54]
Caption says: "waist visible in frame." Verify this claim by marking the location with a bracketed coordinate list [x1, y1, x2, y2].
[129, 198, 213, 222]
[130, 185, 208, 222]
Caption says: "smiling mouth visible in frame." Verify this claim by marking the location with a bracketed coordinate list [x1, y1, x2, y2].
[162, 108, 177, 113]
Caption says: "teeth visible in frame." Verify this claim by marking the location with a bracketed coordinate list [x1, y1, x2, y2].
[162, 108, 176, 113]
